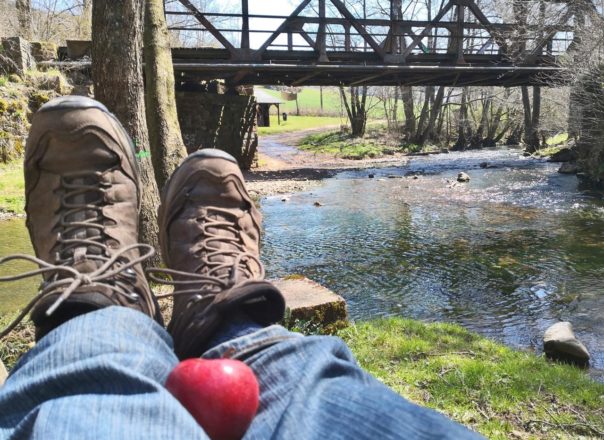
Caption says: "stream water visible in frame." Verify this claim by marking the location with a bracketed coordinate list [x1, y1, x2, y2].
[0, 148, 602, 375]
[259, 148, 604, 374]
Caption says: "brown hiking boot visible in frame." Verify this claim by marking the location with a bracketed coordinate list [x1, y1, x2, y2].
[0, 96, 161, 340]
[152, 149, 285, 359]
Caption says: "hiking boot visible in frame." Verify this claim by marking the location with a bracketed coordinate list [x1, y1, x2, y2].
[0, 96, 161, 340]
[153, 149, 285, 359]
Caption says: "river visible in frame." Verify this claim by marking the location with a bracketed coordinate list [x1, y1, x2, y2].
[0, 148, 603, 376]
[259, 148, 604, 375]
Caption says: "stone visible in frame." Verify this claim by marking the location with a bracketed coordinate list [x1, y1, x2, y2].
[457, 172, 471, 182]
[558, 162, 578, 174]
[33, 73, 72, 95]
[273, 277, 348, 332]
[480, 162, 488, 168]
[549, 148, 578, 163]
[31, 41, 58, 62]
[0, 359, 7, 386]
[66, 40, 91, 59]
[543, 321, 590, 366]
[368, 173, 375, 179]
[1, 37, 36, 75]
[313, 201, 323, 207]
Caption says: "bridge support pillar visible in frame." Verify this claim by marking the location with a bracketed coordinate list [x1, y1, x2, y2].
[175, 89, 258, 169]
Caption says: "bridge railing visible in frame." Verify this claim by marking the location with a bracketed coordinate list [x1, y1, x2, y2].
[165, 0, 578, 65]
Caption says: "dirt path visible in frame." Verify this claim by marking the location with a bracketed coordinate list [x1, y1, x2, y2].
[245, 127, 409, 197]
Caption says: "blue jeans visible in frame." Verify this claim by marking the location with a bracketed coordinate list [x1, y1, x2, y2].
[0, 307, 482, 439]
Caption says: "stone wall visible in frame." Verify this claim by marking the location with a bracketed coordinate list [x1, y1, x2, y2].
[175, 91, 258, 169]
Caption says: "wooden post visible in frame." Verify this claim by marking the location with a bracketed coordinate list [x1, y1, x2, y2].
[345, 23, 351, 51]
[241, 0, 250, 49]
[456, 3, 465, 64]
[318, 0, 328, 61]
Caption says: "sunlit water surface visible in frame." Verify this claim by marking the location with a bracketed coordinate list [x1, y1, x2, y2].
[259, 148, 604, 374]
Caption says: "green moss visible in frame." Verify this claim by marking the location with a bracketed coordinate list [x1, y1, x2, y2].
[340, 318, 604, 439]
[7, 74, 22, 84]
[0, 98, 8, 114]
[29, 92, 50, 113]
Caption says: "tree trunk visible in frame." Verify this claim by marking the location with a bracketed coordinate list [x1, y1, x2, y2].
[15, 0, 32, 40]
[419, 86, 445, 145]
[401, 86, 416, 142]
[521, 85, 541, 152]
[340, 86, 368, 138]
[92, 0, 161, 265]
[144, 0, 187, 190]
[453, 87, 470, 150]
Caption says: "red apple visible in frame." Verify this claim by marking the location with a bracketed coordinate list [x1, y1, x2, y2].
[166, 358, 260, 440]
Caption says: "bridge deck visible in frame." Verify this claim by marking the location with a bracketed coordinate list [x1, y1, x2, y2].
[172, 49, 564, 87]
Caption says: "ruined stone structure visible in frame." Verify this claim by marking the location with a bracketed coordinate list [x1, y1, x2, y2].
[175, 91, 258, 169]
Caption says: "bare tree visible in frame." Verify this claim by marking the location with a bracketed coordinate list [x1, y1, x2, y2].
[16, 0, 32, 39]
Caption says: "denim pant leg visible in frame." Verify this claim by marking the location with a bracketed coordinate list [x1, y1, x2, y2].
[204, 325, 484, 440]
[0, 307, 204, 440]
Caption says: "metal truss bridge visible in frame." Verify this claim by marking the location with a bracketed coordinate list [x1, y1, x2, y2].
[165, 0, 586, 87]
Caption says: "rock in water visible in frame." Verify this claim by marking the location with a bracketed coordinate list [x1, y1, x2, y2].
[0, 359, 7, 386]
[543, 322, 590, 366]
[558, 162, 578, 174]
[457, 172, 471, 183]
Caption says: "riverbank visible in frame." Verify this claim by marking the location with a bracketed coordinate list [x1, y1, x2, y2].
[2, 312, 603, 439]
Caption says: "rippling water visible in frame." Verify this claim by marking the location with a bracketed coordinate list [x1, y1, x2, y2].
[260, 148, 604, 372]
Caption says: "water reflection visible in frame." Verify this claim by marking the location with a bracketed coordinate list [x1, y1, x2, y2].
[260, 149, 604, 371]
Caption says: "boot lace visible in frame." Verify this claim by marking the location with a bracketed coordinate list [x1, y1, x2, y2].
[0, 170, 155, 338]
[147, 207, 264, 299]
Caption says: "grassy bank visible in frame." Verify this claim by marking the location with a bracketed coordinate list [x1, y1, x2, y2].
[299, 126, 425, 159]
[2, 313, 602, 439]
[342, 319, 604, 439]
[257, 115, 343, 136]
[0, 161, 24, 215]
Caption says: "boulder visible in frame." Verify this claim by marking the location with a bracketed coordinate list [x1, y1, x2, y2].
[31, 41, 58, 62]
[273, 277, 348, 333]
[1, 37, 36, 75]
[66, 40, 91, 59]
[549, 148, 578, 163]
[558, 162, 578, 174]
[0, 359, 7, 386]
[543, 322, 590, 366]
[457, 172, 471, 183]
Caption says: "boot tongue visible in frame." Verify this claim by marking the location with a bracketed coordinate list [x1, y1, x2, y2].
[204, 211, 250, 282]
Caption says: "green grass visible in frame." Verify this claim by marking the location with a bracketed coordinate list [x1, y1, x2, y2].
[341, 318, 604, 439]
[257, 115, 343, 135]
[299, 126, 421, 159]
[260, 86, 388, 119]
[0, 161, 24, 215]
[262, 87, 343, 116]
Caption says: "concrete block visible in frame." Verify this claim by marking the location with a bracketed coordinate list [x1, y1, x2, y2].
[272, 277, 348, 333]
[66, 40, 91, 59]
[1, 37, 36, 75]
